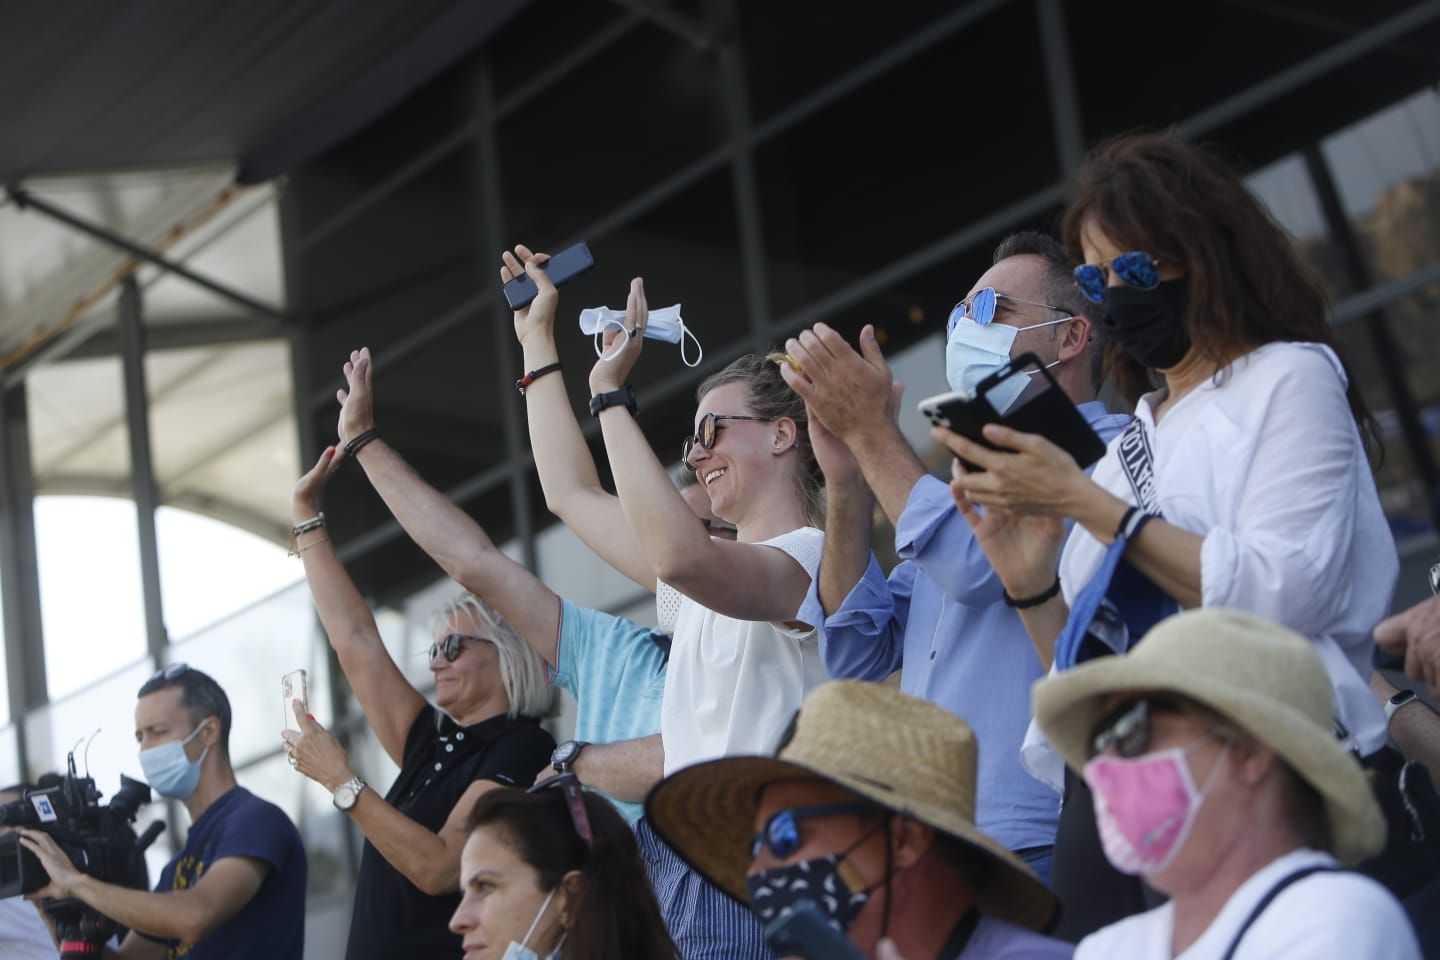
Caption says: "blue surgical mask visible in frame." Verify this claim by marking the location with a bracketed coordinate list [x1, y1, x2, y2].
[945, 315, 1068, 414]
[502, 888, 563, 960]
[139, 721, 211, 800]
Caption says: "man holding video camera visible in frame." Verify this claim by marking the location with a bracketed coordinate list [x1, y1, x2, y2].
[781, 232, 1125, 887]
[18, 664, 306, 958]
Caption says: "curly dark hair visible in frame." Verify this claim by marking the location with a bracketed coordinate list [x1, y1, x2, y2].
[1060, 132, 1378, 454]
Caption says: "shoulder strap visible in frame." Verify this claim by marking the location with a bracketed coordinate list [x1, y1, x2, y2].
[1116, 417, 1160, 513]
[1220, 865, 1342, 960]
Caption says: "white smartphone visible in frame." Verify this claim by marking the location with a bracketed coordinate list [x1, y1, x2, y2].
[281, 669, 309, 731]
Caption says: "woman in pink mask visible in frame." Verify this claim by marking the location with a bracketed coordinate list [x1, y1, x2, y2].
[1033, 607, 1417, 960]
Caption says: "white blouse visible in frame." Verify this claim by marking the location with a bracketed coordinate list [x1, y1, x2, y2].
[658, 526, 828, 774]
[1026, 342, 1396, 789]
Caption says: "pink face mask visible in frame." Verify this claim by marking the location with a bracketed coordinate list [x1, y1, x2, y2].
[1083, 740, 1230, 876]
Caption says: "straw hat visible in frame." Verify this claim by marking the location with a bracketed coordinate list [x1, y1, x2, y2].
[644, 680, 1057, 932]
[1034, 607, 1385, 865]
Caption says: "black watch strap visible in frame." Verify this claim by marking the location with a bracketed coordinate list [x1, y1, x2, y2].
[589, 385, 638, 418]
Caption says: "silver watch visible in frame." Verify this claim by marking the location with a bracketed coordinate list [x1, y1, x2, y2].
[332, 776, 367, 811]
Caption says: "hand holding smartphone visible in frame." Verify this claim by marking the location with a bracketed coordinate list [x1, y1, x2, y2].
[281, 669, 309, 732]
[502, 242, 595, 310]
[918, 352, 1105, 473]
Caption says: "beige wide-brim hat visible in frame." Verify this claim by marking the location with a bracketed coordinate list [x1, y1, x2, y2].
[645, 680, 1057, 932]
[1034, 607, 1385, 865]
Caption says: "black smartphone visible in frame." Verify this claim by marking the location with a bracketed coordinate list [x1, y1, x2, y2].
[502, 242, 595, 310]
[763, 901, 869, 960]
[917, 352, 1106, 473]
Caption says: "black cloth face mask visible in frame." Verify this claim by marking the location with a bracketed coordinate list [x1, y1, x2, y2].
[1100, 278, 1191, 370]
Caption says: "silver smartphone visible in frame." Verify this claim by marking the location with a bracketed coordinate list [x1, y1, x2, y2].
[281, 669, 309, 731]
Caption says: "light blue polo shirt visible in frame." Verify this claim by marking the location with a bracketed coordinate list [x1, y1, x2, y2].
[549, 600, 667, 823]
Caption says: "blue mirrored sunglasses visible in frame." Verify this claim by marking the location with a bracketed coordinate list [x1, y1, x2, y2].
[945, 288, 1071, 336]
[1073, 252, 1161, 304]
[749, 802, 871, 861]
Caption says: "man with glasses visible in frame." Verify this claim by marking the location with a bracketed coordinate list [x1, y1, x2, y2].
[778, 232, 1127, 886]
[646, 680, 1069, 959]
[18, 664, 306, 959]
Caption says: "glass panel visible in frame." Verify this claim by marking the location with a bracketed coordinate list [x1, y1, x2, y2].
[1333, 280, 1440, 542]
[33, 497, 148, 699]
[0, 725, 19, 786]
[1321, 88, 1440, 284]
[163, 581, 332, 768]
[755, 2, 1057, 316]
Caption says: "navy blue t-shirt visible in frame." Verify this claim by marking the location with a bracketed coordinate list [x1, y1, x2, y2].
[146, 786, 307, 959]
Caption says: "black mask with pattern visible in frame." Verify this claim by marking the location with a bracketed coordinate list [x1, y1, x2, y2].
[745, 820, 888, 935]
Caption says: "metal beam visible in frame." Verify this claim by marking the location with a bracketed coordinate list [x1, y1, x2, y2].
[4, 187, 285, 321]
[473, 61, 537, 573]
[1037, 0, 1084, 180]
[0, 382, 45, 774]
[117, 277, 168, 659]
[610, 0, 715, 49]
[61, 315, 286, 361]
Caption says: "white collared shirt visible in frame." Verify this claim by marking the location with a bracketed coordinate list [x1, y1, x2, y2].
[1075, 848, 1419, 959]
[658, 526, 828, 774]
[1024, 342, 1395, 790]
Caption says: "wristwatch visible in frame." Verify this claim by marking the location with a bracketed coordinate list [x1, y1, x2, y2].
[551, 740, 590, 774]
[332, 776, 367, 812]
[1385, 688, 1417, 723]
[589, 386, 638, 419]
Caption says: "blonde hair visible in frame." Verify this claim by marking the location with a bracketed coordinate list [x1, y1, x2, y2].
[697, 353, 824, 528]
[430, 592, 557, 719]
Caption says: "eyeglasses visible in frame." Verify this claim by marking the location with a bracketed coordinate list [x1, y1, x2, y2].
[1087, 697, 1186, 760]
[149, 662, 190, 682]
[682, 413, 776, 465]
[528, 772, 594, 848]
[1429, 560, 1439, 597]
[1073, 252, 1161, 304]
[749, 802, 871, 861]
[946, 286, 1071, 335]
[428, 633, 488, 663]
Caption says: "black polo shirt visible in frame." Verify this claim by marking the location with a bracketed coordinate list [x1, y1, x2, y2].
[344, 706, 554, 959]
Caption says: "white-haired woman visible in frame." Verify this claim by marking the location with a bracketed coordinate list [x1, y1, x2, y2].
[285, 448, 556, 960]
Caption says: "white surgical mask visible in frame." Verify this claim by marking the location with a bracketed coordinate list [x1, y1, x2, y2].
[502, 888, 564, 960]
[578, 304, 702, 367]
[944, 315, 1067, 414]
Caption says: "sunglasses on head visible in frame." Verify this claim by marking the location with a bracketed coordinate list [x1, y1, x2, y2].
[1073, 252, 1161, 304]
[149, 661, 190, 683]
[528, 772, 594, 848]
[1087, 696, 1188, 760]
[429, 633, 488, 663]
[945, 287, 1072, 336]
[749, 801, 872, 861]
[682, 412, 776, 465]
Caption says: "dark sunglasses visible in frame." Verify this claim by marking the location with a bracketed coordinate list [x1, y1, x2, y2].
[1087, 697, 1186, 760]
[682, 413, 776, 465]
[528, 772, 594, 848]
[945, 286, 1071, 335]
[1073, 252, 1161, 304]
[428, 633, 488, 663]
[700, 516, 738, 536]
[749, 802, 871, 861]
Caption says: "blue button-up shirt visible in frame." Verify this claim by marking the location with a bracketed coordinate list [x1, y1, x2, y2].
[799, 401, 1130, 852]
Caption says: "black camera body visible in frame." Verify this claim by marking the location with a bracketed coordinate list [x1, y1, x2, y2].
[0, 758, 165, 958]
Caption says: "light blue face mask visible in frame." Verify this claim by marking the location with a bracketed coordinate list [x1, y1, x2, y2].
[502, 887, 564, 960]
[139, 720, 211, 800]
[945, 314, 1069, 414]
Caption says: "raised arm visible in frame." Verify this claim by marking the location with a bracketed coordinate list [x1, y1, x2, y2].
[292, 449, 426, 765]
[333, 347, 562, 663]
[503, 246, 657, 591]
[587, 277, 814, 622]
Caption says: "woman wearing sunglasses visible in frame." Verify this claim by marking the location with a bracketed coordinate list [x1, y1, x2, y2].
[504, 246, 828, 959]
[285, 448, 556, 959]
[449, 777, 676, 960]
[934, 133, 1399, 937]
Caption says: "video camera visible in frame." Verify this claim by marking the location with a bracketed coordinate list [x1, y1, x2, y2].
[0, 751, 165, 958]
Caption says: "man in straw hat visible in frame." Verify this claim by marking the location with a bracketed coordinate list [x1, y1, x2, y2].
[645, 680, 1071, 959]
[1033, 607, 1419, 958]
